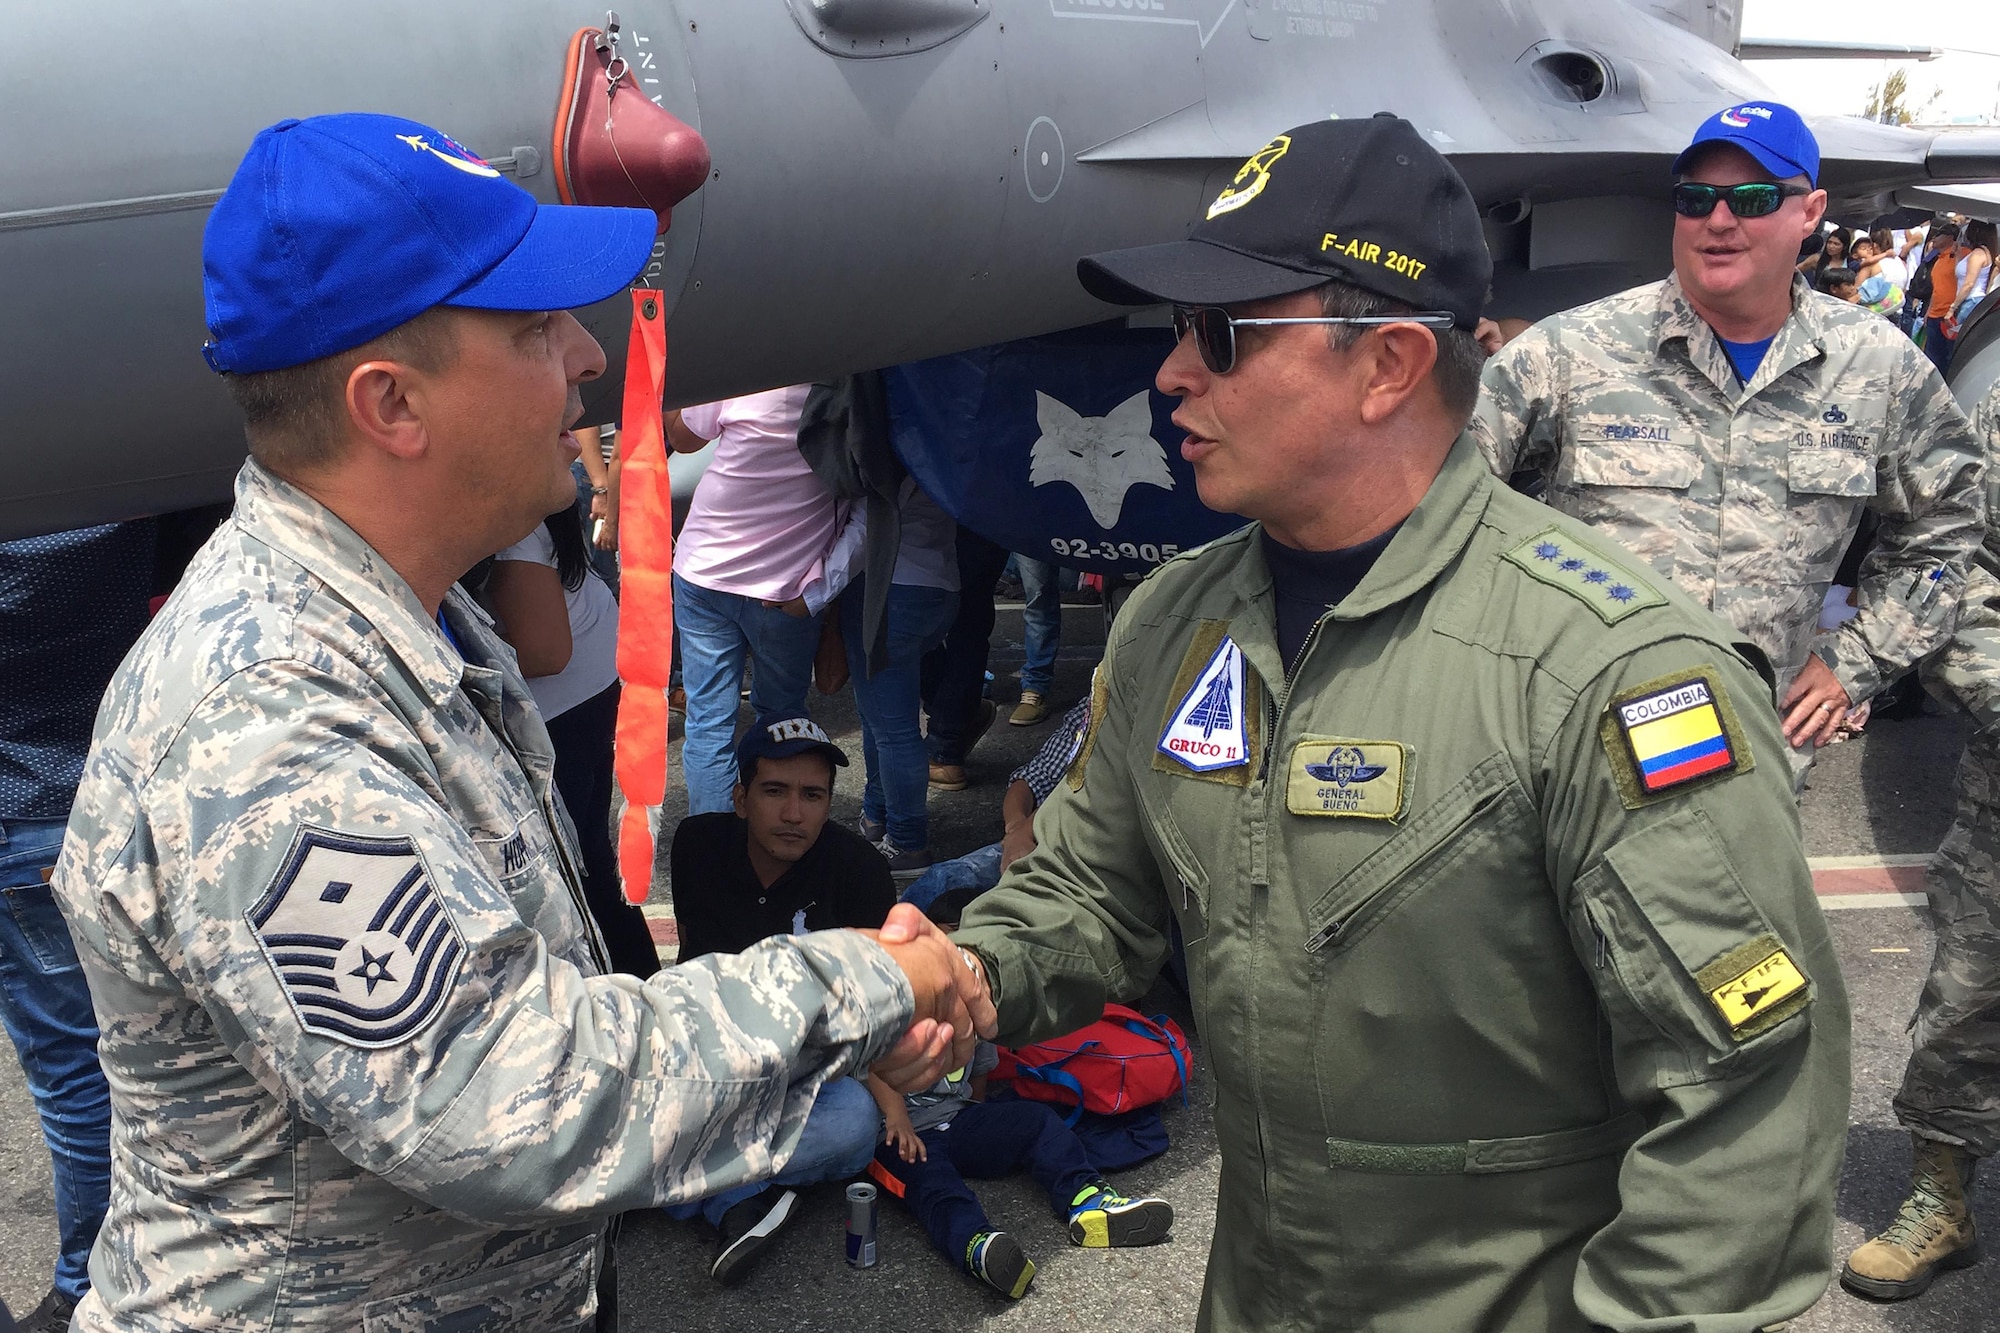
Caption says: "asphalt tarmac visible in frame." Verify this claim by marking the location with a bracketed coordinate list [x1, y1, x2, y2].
[3, 602, 1995, 1330]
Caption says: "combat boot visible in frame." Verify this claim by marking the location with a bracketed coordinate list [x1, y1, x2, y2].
[1840, 1135, 1980, 1300]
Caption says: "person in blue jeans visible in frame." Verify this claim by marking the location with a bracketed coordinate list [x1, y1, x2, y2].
[666, 387, 843, 815]
[0, 522, 154, 1333]
[1009, 555, 1063, 727]
[840, 479, 961, 876]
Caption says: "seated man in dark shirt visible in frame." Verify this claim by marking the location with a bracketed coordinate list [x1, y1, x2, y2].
[666, 715, 897, 1283]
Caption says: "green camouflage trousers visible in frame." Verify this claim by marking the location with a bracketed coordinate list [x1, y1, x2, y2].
[1907, 569, 2000, 1157]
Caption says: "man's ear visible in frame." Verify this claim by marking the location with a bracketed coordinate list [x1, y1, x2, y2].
[1800, 189, 1829, 240]
[1356, 323, 1440, 427]
[343, 357, 432, 463]
[731, 781, 749, 819]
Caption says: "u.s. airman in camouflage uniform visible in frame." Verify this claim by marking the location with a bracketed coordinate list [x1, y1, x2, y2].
[1844, 377, 2000, 1300]
[1471, 104, 1984, 767]
[50, 113, 989, 1332]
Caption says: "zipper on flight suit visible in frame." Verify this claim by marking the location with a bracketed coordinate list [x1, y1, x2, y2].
[1304, 787, 1509, 953]
[1257, 613, 1330, 783]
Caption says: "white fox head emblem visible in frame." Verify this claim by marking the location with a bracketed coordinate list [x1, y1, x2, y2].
[1028, 389, 1173, 530]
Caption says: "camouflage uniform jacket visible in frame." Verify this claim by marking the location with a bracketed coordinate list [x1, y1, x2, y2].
[955, 437, 1850, 1332]
[53, 461, 913, 1332]
[1470, 273, 1984, 702]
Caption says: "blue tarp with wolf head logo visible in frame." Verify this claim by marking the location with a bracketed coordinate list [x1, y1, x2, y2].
[884, 325, 1246, 575]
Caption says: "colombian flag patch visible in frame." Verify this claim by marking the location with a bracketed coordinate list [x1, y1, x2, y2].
[1600, 668, 1752, 807]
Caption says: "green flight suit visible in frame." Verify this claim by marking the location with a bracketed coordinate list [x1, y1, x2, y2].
[955, 436, 1851, 1333]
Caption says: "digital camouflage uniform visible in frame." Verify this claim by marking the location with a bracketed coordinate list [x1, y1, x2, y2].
[1907, 378, 2000, 1157]
[955, 436, 1851, 1332]
[1470, 273, 1984, 710]
[51, 461, 914, 1332]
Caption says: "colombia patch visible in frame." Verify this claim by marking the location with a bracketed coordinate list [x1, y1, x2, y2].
[1505, 528, 1666, 625]
[1599, 668, 1753, 808]
[1696, 933, 1810, 1041]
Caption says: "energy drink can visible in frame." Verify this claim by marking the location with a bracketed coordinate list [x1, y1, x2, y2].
[845, 1182, 878, 1268]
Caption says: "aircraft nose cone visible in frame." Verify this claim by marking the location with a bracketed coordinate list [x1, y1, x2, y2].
[554, 38, 712, 233]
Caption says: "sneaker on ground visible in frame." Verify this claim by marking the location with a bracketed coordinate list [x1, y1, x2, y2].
[1009, 690, 1049, 726]
[874, 839, 935, 881]
[966, 1230, 1035, 1298]
[18, 1287, 79, 1333]
[1066, 1181, 1174, 1248]
[710, 1187, 799, 1286]
[927, 762, 968, 791]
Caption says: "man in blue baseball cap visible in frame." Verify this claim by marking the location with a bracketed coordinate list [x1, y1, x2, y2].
[1475, 100, 1981, 771]
[48, 113, 995, 1331]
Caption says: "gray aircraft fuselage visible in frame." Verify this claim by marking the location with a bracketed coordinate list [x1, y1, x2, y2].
[3, 0, 1997, 538]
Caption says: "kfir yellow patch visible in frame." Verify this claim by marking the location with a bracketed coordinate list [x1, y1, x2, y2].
[1696, 934, 1810, 1041]
[1284, 738, 1409, 820]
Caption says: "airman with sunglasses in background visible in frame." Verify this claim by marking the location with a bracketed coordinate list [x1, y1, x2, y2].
[948, 115, 1849, 1332]
[1473, 102, 1984, 777]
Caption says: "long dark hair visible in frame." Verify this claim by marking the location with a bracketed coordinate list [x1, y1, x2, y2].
[544, 500, 591, 593]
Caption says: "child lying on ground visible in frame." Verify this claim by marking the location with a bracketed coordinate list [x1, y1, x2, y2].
[863, 1039, 1173, 1299]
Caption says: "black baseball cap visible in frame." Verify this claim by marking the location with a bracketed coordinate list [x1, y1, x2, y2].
[1078, 115, 1492, 330]
[735, 714, 849, 784]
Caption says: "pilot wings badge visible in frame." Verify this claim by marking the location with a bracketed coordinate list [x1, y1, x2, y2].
[1286, 739, 1408, 819]
[247, 827, 466, 1049]
[1158, 635, 1249, 773]
[1029, 389, 1173, 529]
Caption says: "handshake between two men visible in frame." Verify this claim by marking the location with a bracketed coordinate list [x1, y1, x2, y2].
[864, 902, 999, 1091]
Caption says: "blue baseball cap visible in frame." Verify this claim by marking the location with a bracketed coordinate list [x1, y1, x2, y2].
[1672, 101, 1820, 186]
[202, 113, 658, 374]
[735, 715, 849, 785]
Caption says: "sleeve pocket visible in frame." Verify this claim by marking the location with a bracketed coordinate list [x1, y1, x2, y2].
[1579, 807, 1813, 1081]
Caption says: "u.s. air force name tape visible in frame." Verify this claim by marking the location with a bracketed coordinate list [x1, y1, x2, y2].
[1599, 668, 1752, 808]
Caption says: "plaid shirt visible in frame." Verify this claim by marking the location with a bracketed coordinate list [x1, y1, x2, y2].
[1009, 698, 1093, 806]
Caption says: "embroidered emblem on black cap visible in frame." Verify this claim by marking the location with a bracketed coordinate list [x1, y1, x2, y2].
[1207, 134, 1292, 220]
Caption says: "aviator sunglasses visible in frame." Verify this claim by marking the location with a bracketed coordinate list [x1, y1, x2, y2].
[1671, 181, 1811, 219]
[1171, 304, 1457, 376]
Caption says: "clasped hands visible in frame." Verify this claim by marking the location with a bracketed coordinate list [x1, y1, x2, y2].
[864, 903, 998, 1092]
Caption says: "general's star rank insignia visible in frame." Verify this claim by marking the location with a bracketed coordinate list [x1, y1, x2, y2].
[248, 827, 465, 1048]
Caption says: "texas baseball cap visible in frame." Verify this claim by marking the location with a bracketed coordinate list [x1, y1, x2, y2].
[1672, 101, 1820, 186]
[201, 113, 659, 374]
[736, 714, 850, 784]
[1077, 115, 1492, 329]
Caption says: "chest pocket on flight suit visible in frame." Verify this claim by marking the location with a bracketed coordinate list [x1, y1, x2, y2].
[1784, 445, 1876, 578]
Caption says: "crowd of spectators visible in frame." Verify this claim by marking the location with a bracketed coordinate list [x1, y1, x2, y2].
[1799, 214, 1998, 373]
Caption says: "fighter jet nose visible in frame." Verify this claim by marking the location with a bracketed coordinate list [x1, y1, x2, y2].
[553, 24, 713, 233]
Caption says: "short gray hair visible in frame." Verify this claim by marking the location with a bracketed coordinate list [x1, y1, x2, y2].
[1314, 280, 1487, 425]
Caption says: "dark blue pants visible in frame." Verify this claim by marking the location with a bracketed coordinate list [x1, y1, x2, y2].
[543, 682, 661, 979]
[1924, 316, 1957, 374]
[872, 1099, 1098, 1267]
[921, 530, 1010, 765]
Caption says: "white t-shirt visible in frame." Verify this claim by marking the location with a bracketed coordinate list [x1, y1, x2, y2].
[495, 526, 620, 720]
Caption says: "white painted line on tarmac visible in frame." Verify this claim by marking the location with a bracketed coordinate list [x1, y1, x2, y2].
[1819, 892, 1928, 911]
[1807, 853, 1933, 870]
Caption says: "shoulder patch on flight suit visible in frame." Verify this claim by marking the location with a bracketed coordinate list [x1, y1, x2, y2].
[1285, 739, 1409, 819]
[247, 826, 465, 1049]
[1152, 620, 1263, 788]
[1067, 666, 1109, 792]
[1504, 528, 1667, 624]
[1695, 933, 1810, 1041]
[1599, 668, 1755, 809]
